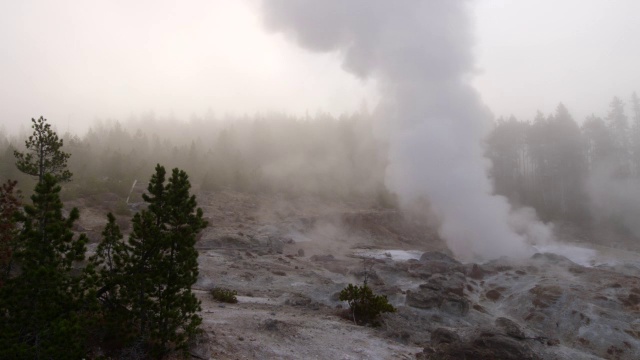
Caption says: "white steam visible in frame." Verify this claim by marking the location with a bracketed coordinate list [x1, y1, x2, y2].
[261, 0, 552, 261]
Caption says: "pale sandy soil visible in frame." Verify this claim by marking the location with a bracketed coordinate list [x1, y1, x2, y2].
[71, 190, 640, 360]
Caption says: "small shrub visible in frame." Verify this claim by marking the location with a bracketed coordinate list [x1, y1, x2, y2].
[339, 284, 396, 325]
[210, 288, 238, 303]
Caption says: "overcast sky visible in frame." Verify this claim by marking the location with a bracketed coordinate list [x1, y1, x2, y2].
[1, 0, 639, 134]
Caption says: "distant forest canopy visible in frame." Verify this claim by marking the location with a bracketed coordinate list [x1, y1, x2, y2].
[0, 110, 389, 202]
[486, 93, 640, 236]
[1, 93, 639, 235]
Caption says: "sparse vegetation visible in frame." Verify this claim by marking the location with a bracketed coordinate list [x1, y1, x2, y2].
[14, 116, 72, 183]
[211, 287, 239, 303]
[0, 111, 389, 201]
[0, 175, 89, 359]
[339, 283, 396, 326]
[0, 120, 208, 359]
[0, 180, 20, 288]
[89, 165, 207, 357]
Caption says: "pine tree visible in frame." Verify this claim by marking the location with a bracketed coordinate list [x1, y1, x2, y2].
[0, 180, 20, 287]
[582, 115, 614, 170]
[91, 213, 128, 306]
[120, 165, 207, 356]
[629, 92, 640, 176]
[14, 116, 72, 183]
[606, 97, 630, 176]
[0, 174, 88, 359]
[87, 213, 132, 350]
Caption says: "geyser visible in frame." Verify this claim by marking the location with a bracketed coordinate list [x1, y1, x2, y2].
[261, 0, 552, 261]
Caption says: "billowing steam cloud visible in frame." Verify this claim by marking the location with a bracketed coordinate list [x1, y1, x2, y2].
[261, 0, 552, 261]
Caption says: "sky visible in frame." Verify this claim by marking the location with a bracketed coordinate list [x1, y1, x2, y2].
[474, 0, 640, 122]
[1, 0, 639, 134]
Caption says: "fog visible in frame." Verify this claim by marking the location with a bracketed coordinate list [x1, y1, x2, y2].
[2, 1, 640, 133]
[2, 1, 640, 261]
[0, 0, 377, 135]
[262, 0, 553, 261]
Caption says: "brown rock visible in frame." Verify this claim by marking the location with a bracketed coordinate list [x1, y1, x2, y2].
[431, 328, 461, 345]
[485, 289, 502, 301]
[495, 317, 525, 339]
[468, 264, 486, 280]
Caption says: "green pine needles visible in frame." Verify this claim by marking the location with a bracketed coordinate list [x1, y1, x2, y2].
[14, 116, 72, 183]
[339, 283, 396, 326]
[1, 117, 209, 359]
[0, 174, 89, 359]
[211, 287, 239, 303]
[90, 165, 207, 357]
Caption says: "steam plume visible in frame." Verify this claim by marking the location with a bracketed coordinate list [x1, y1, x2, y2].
[261, 0, 551, 260]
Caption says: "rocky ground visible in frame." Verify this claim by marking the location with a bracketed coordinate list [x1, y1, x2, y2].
[70, 190, 640, 359]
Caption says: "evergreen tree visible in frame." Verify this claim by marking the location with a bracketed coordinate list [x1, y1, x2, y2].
[582, 115, 614, 170]
[0, 180, 20, 287]
[486, 115, 530, 202]
[606, 97, 630, 176]
[0, 174, 88, 359]
[87, 213, 131, 350]
[119, 165, 207, 356]
[14, 116, 72, 183]
[550, 104, 587, 220]
[629, 92, 640, 176]
[92, 213, 128, 305]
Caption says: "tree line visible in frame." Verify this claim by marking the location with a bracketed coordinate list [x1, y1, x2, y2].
[486, 93, 640, 232]
[0, 110, 388, 203]
[0, 117, 206, 358]
[1, 93, 638, 249]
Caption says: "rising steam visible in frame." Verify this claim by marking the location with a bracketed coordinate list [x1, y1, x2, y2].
[261, 0, 552, 261]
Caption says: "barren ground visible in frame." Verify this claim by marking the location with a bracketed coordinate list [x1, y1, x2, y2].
[70, 190, 640, 360]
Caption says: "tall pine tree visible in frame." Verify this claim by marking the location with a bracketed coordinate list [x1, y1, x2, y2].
[629, 92, 640, 176]
[115, 165, 207, 356]
[0, 180, 20, 287]
[0, 174, 88, 359]
[14, 116, 72, 183]
[606, 97, 630, 176]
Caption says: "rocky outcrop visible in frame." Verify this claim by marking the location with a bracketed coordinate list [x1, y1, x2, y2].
[188, 331, 212, 360]
[418, 331, 539, 360]
[408, 252, 463, 279]
[495, 317, 525, 339]
[406, 272, 470, 316]
[430, 327, 460, 345]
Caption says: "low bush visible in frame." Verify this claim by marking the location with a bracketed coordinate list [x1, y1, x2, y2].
[210, 288, 238, 303]
[339, 284, 395, 325]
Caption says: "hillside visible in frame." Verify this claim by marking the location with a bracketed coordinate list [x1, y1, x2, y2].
[70, 190, 640, 359]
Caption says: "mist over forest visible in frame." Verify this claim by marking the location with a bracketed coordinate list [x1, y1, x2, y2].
[3, 1, 640, 359]
[487, 94, 640, 243]
[2, 92, 640, 246]
[0, 110, 387, 200]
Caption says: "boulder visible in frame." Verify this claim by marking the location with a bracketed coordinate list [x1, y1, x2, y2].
[431, 328, 461, 345]
[422, 333, 539, 360]
[495, 317, 525, 339]
[406, 287, 443, 310]
[310, 254, 336, 262]
[409, 252, 463, 278]
[440, 295, 470, 316]
[467, 263, 486, 280]
[188, 331, 212, 360]
[267, 237, 284, 254]
[485, 289, 502, 301]
[470, 333, 539, 360]
[419, 251, 460, 265]
[423, 272, 466, 297]
[406, 283, 470, 316]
